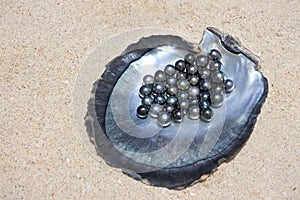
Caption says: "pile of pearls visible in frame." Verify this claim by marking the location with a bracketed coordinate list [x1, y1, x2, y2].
[136, 49, 234, 127]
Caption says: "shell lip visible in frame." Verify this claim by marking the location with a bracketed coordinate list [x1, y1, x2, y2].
[207, 27, 261, 70]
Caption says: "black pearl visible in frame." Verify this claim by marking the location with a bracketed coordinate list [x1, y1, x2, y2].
[172, 109, 183, 123]
[201, 107, 214, 122]
[153, 83, 166, 94]
[136, 105, 149, 119]
[175, 60, 186, 71]
[139, 85, 152, 97]
[200, 91, 210, 101]
[199, 80, 211, 91]
[185, 53, 195, 64]
[187, 75, 200, 86]
[153, 94, 166, 105]
[210, 61, 222, 71]
[142, 96, 153, 106]
[224, 79, 234, 93]
[186, 64, 198, 75]
[199, 99, 211, 109]
[164, 104, 175, 113]
[209, 49, 222, 61]
[166, 96, 178, 105]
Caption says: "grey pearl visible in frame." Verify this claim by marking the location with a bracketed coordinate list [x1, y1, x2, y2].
[154, 70, 166, 82]
[143, 75, 154, 85]
[177, 79, 190, 91]
[142, 96, 153, 106]
[196, 55, 209, 67]
[209, 49, 222, 61]
[164, 104, 175, 113]
[188, 75, 200, 86]
[199, 68, 210, 79]
[164, 64, 176, 76]
[175, 71, 186, 80]
[211, 71, 224, 83]
[224, 79, 234, 93]
[212, 84, 225, 94]
[179, 100, 190, 114]
[186, 64, 198, 75]
[136, 105, 149, 119]
[149, 104, 162, 118]
[177, 90, 189, 100]
[187, 105, 200, 120]
[166, 76, 177, 86]
[210, 61, 222, 71]
[167, 86, 177, 96]
[157, 111, 171, 127]
[188, 86, 200, 98]
[185, 53, 195, 64]
[211, 93, 224, 108]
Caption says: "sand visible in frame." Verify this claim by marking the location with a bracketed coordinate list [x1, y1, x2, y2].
[1, 0, 299, 199]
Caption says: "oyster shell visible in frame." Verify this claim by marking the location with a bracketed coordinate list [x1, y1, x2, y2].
[85, 28, 268, 189]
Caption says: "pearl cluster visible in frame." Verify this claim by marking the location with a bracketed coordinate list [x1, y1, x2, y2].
[136, 49, 234, 127]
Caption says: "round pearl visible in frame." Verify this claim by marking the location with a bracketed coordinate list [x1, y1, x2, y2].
[164, 64, 176, 76]
[212, 84, 225, 94]
[177, 90, 189, 101]
[153, 94, 166, 105]
[153, 83, 166, 94]
[185, 53, 195, 64]
[187, 75, 200, 86]
[209, 49, 222, 61]
[142, 96, 153, 106]
[167, 96, 178, 105]
[136, 105, 149, 119]
[175, 71, 186, 80]
[210, 61, 222, 71]
[187, 105, 200, 120]
[175, 60, 185, 71]
[188, 86, 200, 98]
[211, 71, 224, 83]
[149, 104, 162, 118]
[200, 91, 210, 101]
[157, 111, 171, 127]
[199, 68, 210, 79]
[199, 99, 211, 109]
[189, 98, 199, 105]
[139, 85, 152, 97]
[167, 86, 177, 96]
[224, 79, 234, 93]
[199, 80, 211, 91]
[164, 104, 175, 113]
[172, 109, 183, 123]
[186, 64, 198, 75]
[166, 76, 177, 86]
[143, 75, 154, 85]
[196, 55, 209, 67]
[177, 79, 190, 91]
[179, 100, 190, 114]
[211, 93, 224, 108]
[201, 108, 214, 122]
[154, 70, 166, 82]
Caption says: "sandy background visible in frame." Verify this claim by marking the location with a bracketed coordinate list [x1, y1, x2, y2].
[1, 0, 299, 199]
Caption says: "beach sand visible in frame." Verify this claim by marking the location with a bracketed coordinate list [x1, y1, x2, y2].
[1, 1, 299, 199]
